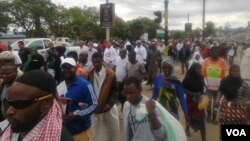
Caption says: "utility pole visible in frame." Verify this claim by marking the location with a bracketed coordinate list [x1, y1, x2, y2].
[187, 13, 190, 39]
[164, 0, 169, 45]
[202, 0, 206, 41]
[106, 0, 110, 41]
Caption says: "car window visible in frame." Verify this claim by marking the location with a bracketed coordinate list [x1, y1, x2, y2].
[44, 40, 50, 49]
[65, 38, 71, 43]
[29, 40, 43, 50]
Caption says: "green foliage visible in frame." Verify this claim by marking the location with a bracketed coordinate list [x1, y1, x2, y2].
[204, 21, 216, 37]
[127, 17, 158, 40]
[0, 1, 11, 33]
[171, 30, 185, 39]
[0, 1, 159, 40]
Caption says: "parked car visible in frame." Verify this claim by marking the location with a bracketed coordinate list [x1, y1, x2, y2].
[11, 38, 52, 54]
[54, 37, 72, 47]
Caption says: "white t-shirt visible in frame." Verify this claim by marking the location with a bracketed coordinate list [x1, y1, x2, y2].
[115, 56, 128, 82]
[134, 46, 147, 65]
[78, 45, 88, 55]
[87, 48, 97, 61]
[103, 47, 117, 67]
[176, 43, 183, 51]
[12, 51, 22, 65]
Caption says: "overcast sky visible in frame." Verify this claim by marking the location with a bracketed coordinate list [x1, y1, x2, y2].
[52, 0, 250, 30]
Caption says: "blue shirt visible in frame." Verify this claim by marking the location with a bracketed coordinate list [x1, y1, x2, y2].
[152, 74, 188, 116]
[63, 77, 97, 135]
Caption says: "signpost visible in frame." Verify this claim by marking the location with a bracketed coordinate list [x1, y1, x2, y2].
[100, 1, 115, 41]
[100, 3, 115, 28]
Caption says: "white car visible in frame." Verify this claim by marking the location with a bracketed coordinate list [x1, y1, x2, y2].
[54, 37, 72, 47]
[11, 38, 52, 53]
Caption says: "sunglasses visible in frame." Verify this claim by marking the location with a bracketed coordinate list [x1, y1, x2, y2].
[4, 94, 53, 109]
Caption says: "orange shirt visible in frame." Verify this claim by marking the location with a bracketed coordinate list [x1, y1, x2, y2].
[76, 65, 88, 79]
[202, 57, 227, 79]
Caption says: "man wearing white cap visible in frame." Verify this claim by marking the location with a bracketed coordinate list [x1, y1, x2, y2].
[58, 58, 98, 141]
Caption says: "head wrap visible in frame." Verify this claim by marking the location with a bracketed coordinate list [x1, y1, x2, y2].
[15, 70, 57, 95]
[219, 64, 243, 100]
[29, 45, 38, 52]
[161, 57, 177, 81]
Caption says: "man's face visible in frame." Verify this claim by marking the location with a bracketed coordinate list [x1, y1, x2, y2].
[79, 53, 88, 62]
[123, 84, 141, 105]
[87, 43, 93, 49]
[211, 48, 220, 58]
[5, 82, 45, 133]
[61, 63, 76, 79]
[120, 50, 127, 59]
[79, 41, 84, 47]
[128, 53, 135, 63]
[48, 42, 53, 48]
[92, 58, 103, 72]
[18, 43, 24, 49]
[0, 65, 17, 84]
[120, 43, 125, 48]
[136, 42, 141, 47]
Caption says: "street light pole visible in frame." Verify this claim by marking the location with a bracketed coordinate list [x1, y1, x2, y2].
[164, 0, 169, 45]
[202, 0, 206, 41]
[106, 0, 110, 41]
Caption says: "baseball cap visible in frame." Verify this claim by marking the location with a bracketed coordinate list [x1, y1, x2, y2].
[93, 43, 98, 48]
[61, 58, 76, 67]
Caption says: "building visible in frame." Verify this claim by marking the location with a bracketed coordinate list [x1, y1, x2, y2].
[0, 33, 26, 45]
[246, 21, 250, 41]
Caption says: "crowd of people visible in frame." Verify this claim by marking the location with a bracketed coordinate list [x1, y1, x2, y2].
[0, 37, 249, 141]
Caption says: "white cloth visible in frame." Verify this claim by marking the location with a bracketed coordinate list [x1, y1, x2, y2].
[91, 105, 120, 141]
[188, 51, 204, 69]
[78, 45, 88, 55]
[12, 51, 22, 65]
[134, 46, 147, 65]
[176, 43, 183, 51]
[93, 66, 106, 98]
[115, 56, 128, 82]
[81, 61, 93, 73]
[241, 48, 250, 79]
[87, 48, 97, 61]
[103, 47, 117, 68]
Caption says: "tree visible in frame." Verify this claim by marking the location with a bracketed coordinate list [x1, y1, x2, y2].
[127, 17, 158, 41]
[204, 21, 216, 37]
[171, 30, 185, 39]
[111, 16, 129, 40]
[190, 28, 202, 39]
[2, 0, 57, 37]
[0, 1, 12, 33]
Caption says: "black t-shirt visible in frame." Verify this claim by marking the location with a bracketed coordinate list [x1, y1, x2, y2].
[18, 48, 30, 63]
[27, 54, 45, 71]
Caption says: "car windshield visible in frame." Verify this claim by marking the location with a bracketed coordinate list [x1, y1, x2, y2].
[65, 38, 71, 43]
